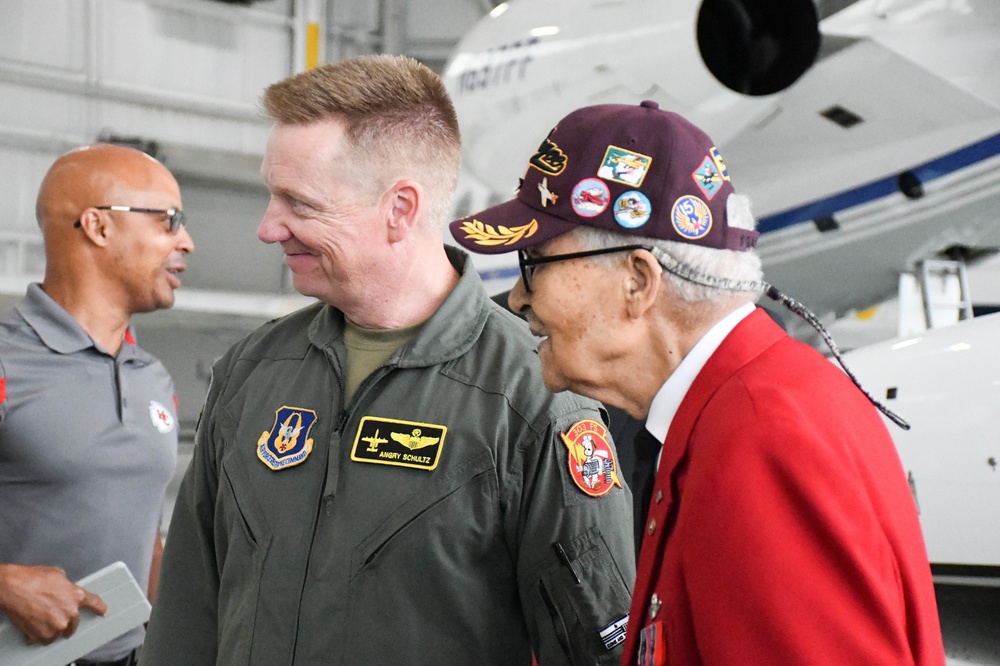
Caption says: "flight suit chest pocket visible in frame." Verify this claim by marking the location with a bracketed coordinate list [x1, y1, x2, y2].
[338, 451, 500, 662]
[349, 449, 498, 574]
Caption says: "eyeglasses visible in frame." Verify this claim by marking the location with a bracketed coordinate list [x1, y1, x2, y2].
[74, 206, 186, 233]
[517, 244, 651, 292]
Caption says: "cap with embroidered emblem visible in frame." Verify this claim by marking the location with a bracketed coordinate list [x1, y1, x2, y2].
[449, 100, 758, 253]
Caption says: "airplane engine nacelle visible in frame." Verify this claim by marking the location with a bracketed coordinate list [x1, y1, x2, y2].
[697, 0, 821, 96]
[443, 0, 809, 198]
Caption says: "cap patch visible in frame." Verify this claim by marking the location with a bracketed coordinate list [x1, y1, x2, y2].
[692, 156, 724, 200]
[571, 178, 610, 218]
[597, 145, 652, 187]
[560, 419, 622, 497]
[538, 177, 558, 208]
[671, 195, 713, 241]
[458, 218, 538, 247]
[257, 406, 317, 471]
[350, 416, 446, 471]
[148, 400, 175, 434]
[711, 146, 730, 181]
[614, 191, 651, 228]
[529, 132, 568, 176]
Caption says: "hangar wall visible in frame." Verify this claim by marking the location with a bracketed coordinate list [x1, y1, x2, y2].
[0, 0, 492, 431]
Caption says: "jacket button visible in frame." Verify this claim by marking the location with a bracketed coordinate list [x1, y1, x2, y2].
[647, 519, 656, 535]
[655, 490, 663, 503]
[649, 593, 661, 619]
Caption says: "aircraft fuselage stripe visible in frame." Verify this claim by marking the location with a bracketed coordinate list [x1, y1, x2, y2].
[758, 130, 1000, 233]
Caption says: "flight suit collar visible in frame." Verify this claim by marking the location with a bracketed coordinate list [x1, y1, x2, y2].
[306, 246, 490, 369]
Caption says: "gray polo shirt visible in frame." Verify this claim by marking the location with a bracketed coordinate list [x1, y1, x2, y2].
[0, 283, 178, 661]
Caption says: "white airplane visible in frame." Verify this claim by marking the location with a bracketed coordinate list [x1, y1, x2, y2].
[842, 313, 1000, 577]
[841, 312, 1000, 664]
[441, 1, 1000, 659]
[442, 0, 1000, 334]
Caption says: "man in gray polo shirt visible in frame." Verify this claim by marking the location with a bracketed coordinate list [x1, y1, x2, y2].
[0, 143, 195, 665]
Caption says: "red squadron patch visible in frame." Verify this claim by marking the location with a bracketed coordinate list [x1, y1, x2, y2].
[560, 419, 622, 497]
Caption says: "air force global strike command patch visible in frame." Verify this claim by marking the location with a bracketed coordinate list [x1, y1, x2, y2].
[351, 416, 446, 471]
[560, 419, 622, 497]
[257, 406, 317, 471]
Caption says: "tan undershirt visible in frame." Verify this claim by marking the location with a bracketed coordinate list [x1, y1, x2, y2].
[342, 318, 423, 404]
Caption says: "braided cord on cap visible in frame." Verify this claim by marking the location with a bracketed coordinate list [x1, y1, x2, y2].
[648, 246, 765, 293]
[647, 245, 910, 431]
[764, 285, 910, 431]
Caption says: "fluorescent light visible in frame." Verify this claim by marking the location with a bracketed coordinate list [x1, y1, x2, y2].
[530, 26, 560, 37]
[948, 342, 972, 352]
[490, 3, 509, 18]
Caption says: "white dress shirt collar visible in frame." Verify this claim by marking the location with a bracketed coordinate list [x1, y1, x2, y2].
[644, 302, 756, 445]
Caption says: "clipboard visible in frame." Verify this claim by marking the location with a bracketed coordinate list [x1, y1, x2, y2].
[0, 561, 151, 666]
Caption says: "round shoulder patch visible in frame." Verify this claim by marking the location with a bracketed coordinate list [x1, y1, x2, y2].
[559, 419, 622, 497]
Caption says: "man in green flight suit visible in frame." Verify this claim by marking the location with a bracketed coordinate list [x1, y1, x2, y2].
[141, 55, 634, 665]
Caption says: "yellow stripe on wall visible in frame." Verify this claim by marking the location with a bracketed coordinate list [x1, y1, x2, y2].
[306, 22, 320, 70]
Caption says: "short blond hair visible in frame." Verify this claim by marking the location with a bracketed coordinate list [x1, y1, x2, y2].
[262, 55, 461, 227]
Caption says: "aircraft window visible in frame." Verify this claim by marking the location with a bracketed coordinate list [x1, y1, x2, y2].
[898, 171, 924, 200]
[820, 105, 864, 128]
[814, 216, 839, 233]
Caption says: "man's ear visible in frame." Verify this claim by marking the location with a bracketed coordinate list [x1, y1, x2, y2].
[624, 249, 662, 318]
[383, 179, 422, 244]
[76, 208, 110, 247]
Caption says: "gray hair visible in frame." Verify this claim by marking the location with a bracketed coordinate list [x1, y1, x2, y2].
[573, 193, 765, 303]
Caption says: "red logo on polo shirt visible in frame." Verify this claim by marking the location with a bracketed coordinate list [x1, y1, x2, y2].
[149, 400, 175, 434]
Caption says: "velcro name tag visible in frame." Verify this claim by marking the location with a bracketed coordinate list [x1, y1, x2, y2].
[350, 416, 446, 471]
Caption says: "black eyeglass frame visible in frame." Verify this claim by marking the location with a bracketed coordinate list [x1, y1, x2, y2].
[517, 244, 651, 292]
[74, 205, 186, 233]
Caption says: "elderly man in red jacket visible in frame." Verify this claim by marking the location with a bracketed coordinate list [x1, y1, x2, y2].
[450, 100, 944, 665]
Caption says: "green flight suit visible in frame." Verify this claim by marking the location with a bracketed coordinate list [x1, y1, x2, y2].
[143, 248, 634, 665]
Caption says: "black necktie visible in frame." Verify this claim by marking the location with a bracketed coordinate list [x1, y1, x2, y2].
[631, 428, 662, 561]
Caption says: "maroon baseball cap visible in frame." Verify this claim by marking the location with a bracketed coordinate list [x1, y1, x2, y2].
[450, 101, 758, 254]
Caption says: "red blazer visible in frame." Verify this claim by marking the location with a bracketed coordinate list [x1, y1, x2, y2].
[622, 309, 944, 665]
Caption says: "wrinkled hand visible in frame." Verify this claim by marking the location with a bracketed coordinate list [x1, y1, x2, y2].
[0, 564, 107, 644]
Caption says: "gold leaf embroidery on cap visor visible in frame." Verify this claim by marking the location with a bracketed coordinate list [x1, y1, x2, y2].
[460, 218, 538, 246]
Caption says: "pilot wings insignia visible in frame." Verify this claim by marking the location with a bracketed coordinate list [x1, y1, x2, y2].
[351, 416, 447, 471]
[390, 428, 440, 450]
